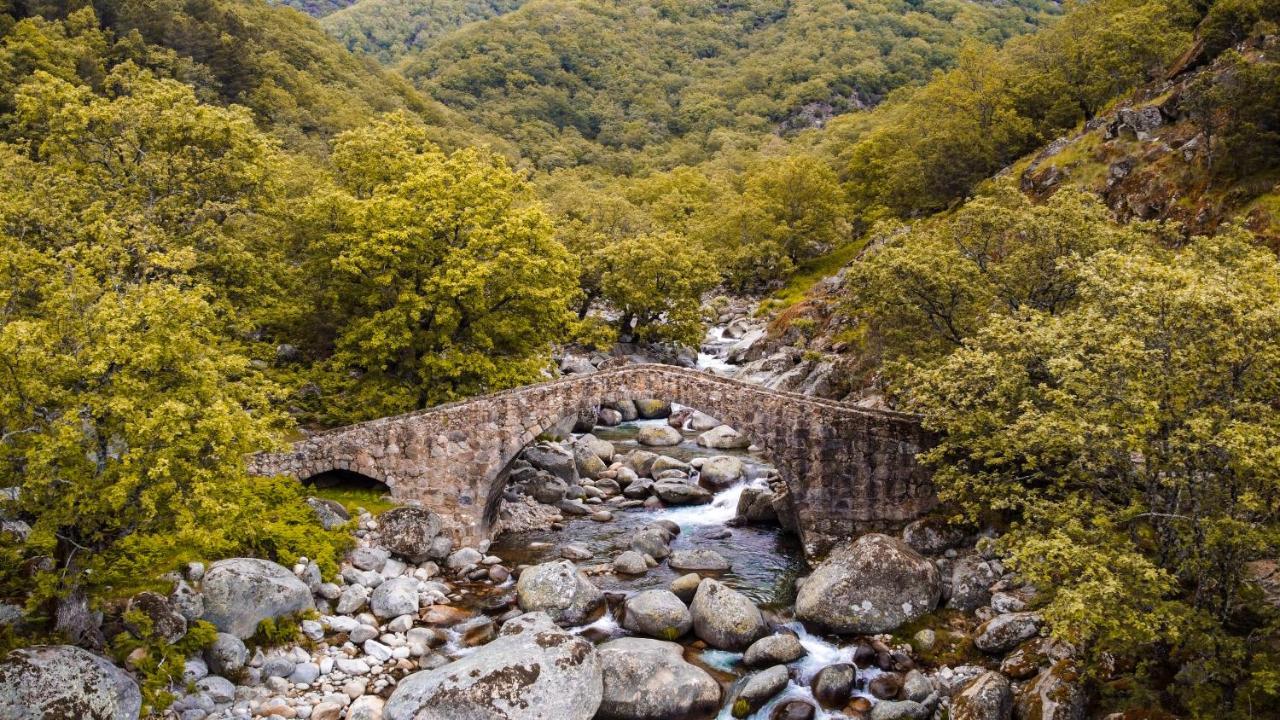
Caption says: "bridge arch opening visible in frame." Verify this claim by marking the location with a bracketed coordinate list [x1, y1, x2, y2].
[301, 468, 391, 495]
[481, 398, 790, 541]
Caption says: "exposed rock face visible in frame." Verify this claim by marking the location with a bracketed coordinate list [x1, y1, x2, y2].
[384, 612, 603, 720]
[596, 638, 720, 720]
[622, 590, 692, 640]
[795, 533, 941, 634]
[690, 578, 766, 651]
[951, 671, 1013, 720]
[1014, 661, 1086, 720]
[377, 507, 445, 563]
[516, 560, 605, 626]
[0, 645, 142, 720]
[200, 558, 315, 638]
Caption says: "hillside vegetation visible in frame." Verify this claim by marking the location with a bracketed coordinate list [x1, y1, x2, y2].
[323, 0, 529, 63]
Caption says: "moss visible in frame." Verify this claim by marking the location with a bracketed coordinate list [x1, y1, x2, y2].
[110, 618, 217, 714]
[891, 610, 988, 669]
[248, 609, 320, 650]
[767, 237, 868, 310]
[732, 698, 751, 718]
[309, 484, 398, 516]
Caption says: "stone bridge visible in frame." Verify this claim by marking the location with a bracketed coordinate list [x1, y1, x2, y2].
[250, 364, 936, 557]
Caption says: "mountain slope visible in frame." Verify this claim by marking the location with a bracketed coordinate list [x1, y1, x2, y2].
[269, 0, 359, 16]
[400, 0, 1059, 171]
[322, 0, 529, 63]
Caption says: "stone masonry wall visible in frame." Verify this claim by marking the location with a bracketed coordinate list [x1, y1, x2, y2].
[249, 364, 936, 557]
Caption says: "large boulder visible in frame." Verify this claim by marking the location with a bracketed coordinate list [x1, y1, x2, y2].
[577, 434, 615, 463]
[634, 399, 672, 419]
[378, 507, 445, 563]
[699, 456, 744, 486]
[574, 444, 608, 480]
[200, 558, 314, 639]
[524, 444, 579, 485]
[384, 612, 602, 720]
[1014, 661, 1086, 720]
[743, 634, 806, 667]
[732, 665, 789, 717]
[952, 671, 1013, 720]
[125, 591, 186, 644]
[516, 560, 605, 626]
[901, 517, 965, 555]
[596, 638, 719, 720]
[307, 497, 352, 530]
[622, 590, 692, 640]
[696, 425, 749, 450]
[620, 450, 659, 478]
[371, 576, 420, 619]
[948, 554, 1000, 611]
[0, 645, 141, 720]
[653, 481, 712, 505]
[638, 426, 682, 447]
[690, 578, 766, 651]
[975, 613, 1043, 655]
[795, 534, 941, 634]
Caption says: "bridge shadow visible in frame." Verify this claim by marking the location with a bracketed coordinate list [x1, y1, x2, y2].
[301, 468, 391, 495]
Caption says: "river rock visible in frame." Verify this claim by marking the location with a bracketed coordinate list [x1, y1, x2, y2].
[530, 474, 570, 505]
[948, 554, 999, 611]
[686, 411, 721, 432]
[612, 400, 639, 421]
[690, 578, 766, 651]
[371, 576, 420, 619]
[614, 551, 649, 575]
[630, 528, 672, 559]
[575, 444, 609, 479]
[651, 456, 691, 475]
[516, 560, 605, 626]
[622, 590, 692, 640]
[307, 497, 352, 530]
[868, 699, 931, 720]
[0, 645, 141, 720]
[200, 558, 314, 638]
[525, 444, 579, 484]
[653, 481, 712, 505]
[384, 612, 602, 720]
[697, 425, 750, 450]
[733, 665, 789, 717]
[811, 663, 857, 707]
[951, 671, 1012, 720]
[743, 633, 806, 667]
[795, 533, 940, 634]
[671, 573, 701, 602]
[699, 456, 744, 486]
[736, 487, 778, 525]
[378, 507, 445, 563]
[669, 549, 730, 572]
[348, 695, 385, 720]
[638, 426, 682, 447]
[974, 612, 1043, 654]
[634, 399, 672, 419]
[125, 591, 187, 644]
[578, 434, 615, 462]
[598, 408, 623, 426]
[596, 638, 719, 720]
[204, 632, 247, 675]
[901, 517, 965, 555]
[1014, 660, 1086, 720]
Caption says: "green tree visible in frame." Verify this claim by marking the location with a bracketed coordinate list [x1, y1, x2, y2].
[303, 114, 579, 423]
[0, 67, 345, 645]
[900, 230, 1280, 715]
[597, 232, 718, 346]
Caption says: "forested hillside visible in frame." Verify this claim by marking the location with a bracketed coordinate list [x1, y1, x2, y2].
[322, 0, 529, 63]
[0, 0, 1278, 717]
[400, 0, 1059, 170]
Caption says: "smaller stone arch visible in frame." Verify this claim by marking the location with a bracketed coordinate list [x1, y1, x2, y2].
[300, 468, 392, 495]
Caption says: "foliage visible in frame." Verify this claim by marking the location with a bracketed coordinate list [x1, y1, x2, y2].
[323, 0, 528, 63]
[1184, 48, 1280, 181]
[595, 232, 719, 346]
[834, 0, 1196, 218]
[846, 186, 1148, 367]
[271, 0, 360, 17]
[110, 618, 217, 713]
[309, 484, 397, 515]
[400, 0, 1058, 171]
[0, 63, 347, 638]
[900, 227, 1280, 715]
[248, 610, 317, 648]
[294, 112, 579, 423]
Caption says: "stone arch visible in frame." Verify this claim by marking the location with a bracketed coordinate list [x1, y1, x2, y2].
[471, 388, 796, 541]
[300, 468, 392, 495]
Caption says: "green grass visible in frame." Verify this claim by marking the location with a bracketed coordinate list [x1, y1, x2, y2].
[309, 485, 398, 515]
[764, 237, 868, 311]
